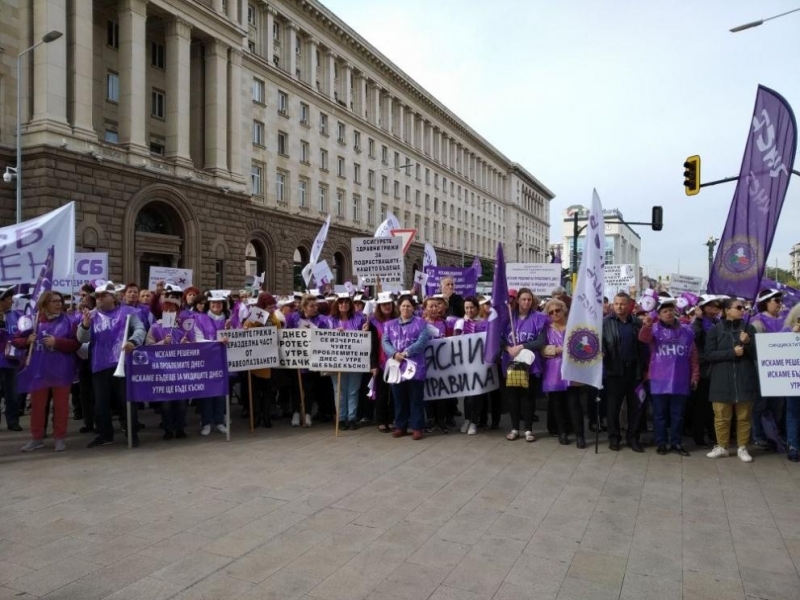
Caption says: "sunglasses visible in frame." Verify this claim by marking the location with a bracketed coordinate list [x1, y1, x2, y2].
[548, 309, 563, 315]
[731, 305, 745, 311]
[770, 298, 783, 303]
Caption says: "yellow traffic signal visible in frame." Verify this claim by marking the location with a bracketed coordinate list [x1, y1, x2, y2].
[683, 155, 700, 196]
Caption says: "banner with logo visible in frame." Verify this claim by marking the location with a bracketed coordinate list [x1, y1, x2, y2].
[755, 333, 800, 396]
[374, 211, 400, 239]
[218, 327, 279, 372]
[351, 237, 403, 289]
[308, 329, 371, 372]
[0, 202, 75, 286]
[561, 190, 605, 388]
[423, 332, 499, 400]
[506, 263, 561, 296]
[424, 266, 477, 297]
[53, 252, 108, 293]
[148, 267, 193, 289]
[126, 342, 229, 401]
[708, 85, 797, 300]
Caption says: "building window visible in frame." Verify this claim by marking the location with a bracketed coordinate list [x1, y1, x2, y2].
[337, 121, 346, 143]
[301, 141, 310, 164]
[151, 41, 165, 69]
[107, 20, 119, 49]
[276, 171, 286, 203]
[381, 175, 388, 195]
[320, 149, 328, 171]
[394, 152, 400, 168]
[253, 121, 265, 146]
[273, 21, 280, 41]
[405, 185, 410, 202]
[393, 180, 400, 198]
[367, 199, 374, 225]
[354, 163, 361, 184]
[368, 169, 375, 190]
[150, 89, 165, 118]
[354, 130, 361, 151]
[368, 138, 375, 158]
[278, 91, 288, 115]
[252, 78, 265, 104]
[277, 131, 287, 155]
[215, 259, 224, 288]
[300, 103, 309, 124]
[416, 163, 421, 180]
[318, 185, 327, 212]
[336, 189, 344, 216]
[381, 145, 388, 164]
[106, 72, 119, 102]
[104, 128, 119, 144]
[149, 140, 165, 156]
[415, 190, 421, 207]
[380, 203, 387, 222]
[251, 163, 263, 196]
[298, 179, 308, 207]
[353, 195, 361, 222]
[337, 156, 345, 177]
[247, 3, 257, 25]
[425, 168, 430, 185]
[320, 112, 328, 135]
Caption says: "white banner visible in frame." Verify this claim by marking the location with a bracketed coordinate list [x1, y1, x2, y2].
[278, 328, 311, 369]
[217, 327, 279, 372]
[0, 202, 75, 286]
[351, 236, 403, 289]
[423, 242, 437, 268]
[669, 273, 705, 295]
[309, 329, 371, 372]
[603, 264, 636, 297]
[755, 332, 800, 396]
[506, 263, 562, 296]
[309, 214, 331, 267]
[374, 211, 400, 238]
[149, 267, 193, 290]
[312, 260, 334, 288]
[52, 252, 108, 293]
[423, 332, 499, 400]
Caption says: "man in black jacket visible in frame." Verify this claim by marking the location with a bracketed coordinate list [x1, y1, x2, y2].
[602, 292, 646, 452]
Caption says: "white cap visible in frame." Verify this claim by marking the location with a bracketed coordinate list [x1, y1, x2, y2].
[164, 283, 183, 294]
[375, 291, 395, 305]
[91, 280, 117, 296]
[208, 290, 230, 302]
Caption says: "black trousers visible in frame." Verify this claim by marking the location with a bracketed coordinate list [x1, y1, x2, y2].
[301, 371, 334, 418]
[605, 370, 643, 443]
[690, 378, 715, 443]
[506, 376, 537, 432]
[426, 398, 449, 425]
[79, 359, 94, 427]
[373, 370, 394, 426]
[550, 387, 585, 437]
[465, 394, 485, 424]
[481, 376, 504, 426]
[93, 368, 137, 441]
[588, 386, 607, 425]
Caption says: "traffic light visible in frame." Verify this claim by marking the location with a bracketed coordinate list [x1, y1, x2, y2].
[652, 206, 663, 231]
[683, 155, 701, 196]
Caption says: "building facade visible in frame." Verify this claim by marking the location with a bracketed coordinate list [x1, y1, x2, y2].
[791, 243, 800, 281]
[0, 0, 553, 292]
[560, 205, 641, 278]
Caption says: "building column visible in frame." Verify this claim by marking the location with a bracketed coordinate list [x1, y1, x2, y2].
[434, 128, 442, 161]
[228, 48, 243, 178]
[396, 103, 405, 142]
[323, 49, 336, 99]
[342, 62, 353, 110]
[70, 0, 94, 138]
[308, 36, 319, 90]
[189, 42, 204, 169]
[367, 82, 379, 125]
[119, 0, 148, 155]
[406, 110, 415, 147]
[380, 91, 392, 132]
[204, 39, 228, 174]
[354, 72, 366, 118]
[441, 133, 448, 168]
[287, 21, 298, 78]
[226, 0, 237, 22]
[212, 0, 223, 13]
[263, 4, 276, 66]
[166, 18, 192, 165]
[31, 0, 68, 128]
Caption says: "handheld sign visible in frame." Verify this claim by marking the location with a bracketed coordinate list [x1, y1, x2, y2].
[351, 237, 403, 290]
[218, 327, 279, 372]
[308, 329, 371, 372]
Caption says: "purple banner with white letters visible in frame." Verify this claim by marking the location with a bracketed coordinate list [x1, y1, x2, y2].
[125, 342, 229, 402]
[424, 266, 477, 297]
[708, 85, 796, 300]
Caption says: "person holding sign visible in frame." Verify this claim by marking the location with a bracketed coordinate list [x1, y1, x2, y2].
[244, 293, 282, 428]
[14, 291, 80, 453]
[639, 298, 699, 457]
[782, 305, 800, 463]
[454, 296, 488, 436]
[750, 289, 786, 452]
[422, 297, 450, 433]
[198, 291, 231, 436]
[382, 294, 431, 440]
[327, 293, 367, 430]
[367, 292, 398, 433]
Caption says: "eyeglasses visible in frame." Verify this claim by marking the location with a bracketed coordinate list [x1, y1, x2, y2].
[770, 298, 783, 304]
[548, 309, 563, 315]
[731, 305, 745, 311]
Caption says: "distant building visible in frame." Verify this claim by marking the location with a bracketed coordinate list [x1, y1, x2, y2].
[791, 243, 800, 280]
[560, 206, 641, 277]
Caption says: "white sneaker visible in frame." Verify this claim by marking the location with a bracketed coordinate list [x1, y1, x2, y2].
[291, 412, 301, 427]
[460, 420, 470, 434]
[20, 440, 44, 452]
[200, 424, 211, 436]
[305, 413, 312, 427]
[737, 446, 753, 463]
[54, 439, 66, 452]
[467, 423, 477, 435]
[214, 424, 228, 434]
[706, 445, 728, 459]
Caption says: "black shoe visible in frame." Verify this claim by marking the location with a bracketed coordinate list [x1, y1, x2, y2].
[657, 445, 668, 455]
[340, 421, 348, 431]
[609, 441, 621, 451]
[532, 414, 540, 422]
[79, 425, 94, 434]
[348, 420, 358, 431]
[87, 436, 112, 448]
[558, 434, 570, 445]
[7, 423, 22, 432]
[163, 431, 175, 440]
[175, 429, 187, 439]
[132, 435, 140, 448]
[576, 437, 587, 449]
[445, 418, 456, 427]
[629, 440, 644, 453]
[671, 445, 690, 457]
[438, 426, 449, 434]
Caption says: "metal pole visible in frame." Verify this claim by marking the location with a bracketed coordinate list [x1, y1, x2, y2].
[571, 212, 578, 293]
[16, 52, 22, 224]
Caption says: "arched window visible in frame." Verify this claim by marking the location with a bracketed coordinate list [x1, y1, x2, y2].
[293, 247, 310, 291]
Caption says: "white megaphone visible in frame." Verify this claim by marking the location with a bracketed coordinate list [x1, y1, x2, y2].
[113, 314, 132, 378]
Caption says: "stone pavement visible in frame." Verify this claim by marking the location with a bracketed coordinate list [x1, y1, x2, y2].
[0, 414, 799, 600]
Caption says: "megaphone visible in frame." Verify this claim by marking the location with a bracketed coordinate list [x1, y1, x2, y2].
[113, 314, 132, 378]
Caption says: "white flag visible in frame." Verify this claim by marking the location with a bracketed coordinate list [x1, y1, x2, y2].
[561, 190, 605, 389]
[374, 211, 400, 238]
[304, 215, 331, 286]
[423, 242, 437, 268]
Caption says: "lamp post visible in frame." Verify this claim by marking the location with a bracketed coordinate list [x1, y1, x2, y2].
[15, 30, 63, 223]
[706, 235, 718, 277]
[730, 7, 800, 32]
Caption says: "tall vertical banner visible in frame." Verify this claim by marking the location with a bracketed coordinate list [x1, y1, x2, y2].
[423, 242, 438, 268]
[483, 243, 508, 365]
[561, 190, 605, 388]
[374, 211, 400, 239]
[302, 214, 331, 286]
[708, 85, 797, 299]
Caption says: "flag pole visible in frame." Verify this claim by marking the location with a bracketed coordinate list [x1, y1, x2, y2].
[335, 372, 341, 437]
[248, 371, 254, 433]
[297, 370, 307, 428]
[595, 393, 600, 454]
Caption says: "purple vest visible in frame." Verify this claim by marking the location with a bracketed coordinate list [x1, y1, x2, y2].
[148, 322, 190, 344]
[327, 313, 366, 331]
[504, 310, 548, 376]
[542, 326, 568, 393]
[752, 313, 784, 333]
[1, 309, 27, 366]
[287, 311, 328, 329]
[89, 305, 138, 373]
[384, 316, 428, 381]
[17, 314, 77, 392]
[648, 322, 694, 395]
[460, 318, 487, 335]
[426, 320, 447, 339]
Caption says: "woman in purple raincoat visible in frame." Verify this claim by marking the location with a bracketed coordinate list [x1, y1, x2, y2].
[368, 292, 398, 433]
[454, 296, 488, 436]
[327, 293, 367, 430]
[750, 289, 786, 451]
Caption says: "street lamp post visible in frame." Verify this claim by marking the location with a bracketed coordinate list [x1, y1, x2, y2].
[730, 7, 800, 32]
[706, 236, 718, 277]
[15, 30, 63, 223]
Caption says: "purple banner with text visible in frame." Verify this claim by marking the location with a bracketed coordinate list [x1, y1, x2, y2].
[424, 266, 477, 297]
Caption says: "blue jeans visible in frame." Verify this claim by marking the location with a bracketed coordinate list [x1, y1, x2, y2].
[787, 397, 800, 450]
[200, 396, 226, 426]
[651, 393, 687, 447]
[334, 373, 361, 422]
[752, 396, 784, 442]
[392, 380, 426, 432]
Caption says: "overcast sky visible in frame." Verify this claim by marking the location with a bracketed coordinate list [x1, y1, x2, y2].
[323, 0, 800, 280]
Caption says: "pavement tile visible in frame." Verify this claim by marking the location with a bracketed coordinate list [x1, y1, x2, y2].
[740, 565, 800, 600]
[6, 556, 100, 596]
[620, 572, 682, 600]
[566, 551, 627, 588]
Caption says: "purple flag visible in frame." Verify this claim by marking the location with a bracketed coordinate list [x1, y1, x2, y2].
[551, 249, 562, 264]
[708, 85, 796, 300]
[27, 245, 55, 318]
[483, 243, 508, 364]
[471, 256, 482, 279]
[126, 342, 229, 402]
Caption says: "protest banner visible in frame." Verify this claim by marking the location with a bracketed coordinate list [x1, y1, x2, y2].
[312, 260, 335, 288]
[424, 266, 477, 297]
[126, 342, 229, 401]
[755, 332, 800, 396]
[351, 236, 403, 289]
[604, 264, 636, 297]
[278, 328, 311, 368]
[309, 329, 371, 372]
[53, 252, 109, 293]
[413, 270, 428, 289]
[0, 202, 75, 286]
[217, 327, 279, 372]
[149, 267, 193, 289]
[506, 263, 561, 296]
[423, 332, 499, 400]
[669, 273, 705, 295]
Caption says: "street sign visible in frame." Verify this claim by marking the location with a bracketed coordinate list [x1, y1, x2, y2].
[390, 228, 417, 255]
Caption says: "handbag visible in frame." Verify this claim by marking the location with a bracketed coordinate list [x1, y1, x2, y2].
[506, 361, 529, 388]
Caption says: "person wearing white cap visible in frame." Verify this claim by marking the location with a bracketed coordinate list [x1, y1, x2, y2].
[368, 292, 398, 432]
[689, 295, 722, 447]
[327, 293, 367, 430]
[750, 289, 786, 452]
[0, 287, 23, 431]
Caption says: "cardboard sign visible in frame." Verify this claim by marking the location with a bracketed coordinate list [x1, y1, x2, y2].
[505, 263, 562, 296]
[755, 332, 800, 396]
[312, 260, 335, 288]
[217, 327, 279, 372]
[422, 332, 499, 400]
[308, 329, 371, 372]
[149, 267, 193, 290]
[53, 252, 109, 293]
[604, 264, 636, 297]
[278, 329, 311, 368]
[669, 273, 705, 296]
[351, 237, 403, 290]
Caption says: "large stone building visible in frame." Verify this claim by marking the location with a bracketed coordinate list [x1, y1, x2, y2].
[791, 242, 800, 281]
[0, 0, 553, 292]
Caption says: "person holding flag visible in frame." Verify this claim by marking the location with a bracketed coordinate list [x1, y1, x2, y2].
[0, 287, 23, 432]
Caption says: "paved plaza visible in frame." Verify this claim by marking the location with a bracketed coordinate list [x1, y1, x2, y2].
[0, 413, 799, 600]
